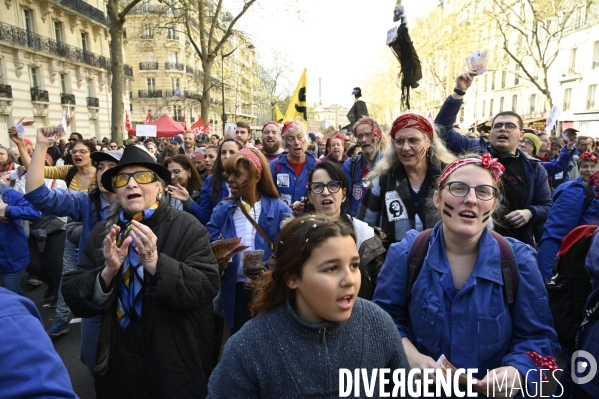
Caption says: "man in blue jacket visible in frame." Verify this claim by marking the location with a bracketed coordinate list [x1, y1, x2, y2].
[342, 117, 385, 216]
[434, 70, 552, 247]
[269, 121, 319, 212]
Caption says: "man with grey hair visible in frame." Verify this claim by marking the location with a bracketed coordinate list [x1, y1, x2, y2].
[269, 121, 319, 211]
[569, 133, 593, 180]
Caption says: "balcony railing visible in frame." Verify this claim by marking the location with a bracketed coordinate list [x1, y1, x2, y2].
[139, 62, 159, 71]
[130, 5, 181, 17]
[165, 90, 184, 98]
[165, 62, 184, 71]
[87, 97, 99, 107]
[184, 91, 202, 101]
[138, 90, 163, 99]
[0, 22, 110, 70]
[31, 88, 49, 102]
[124, 64, 133, 77]
[141, 33, 153, 40]
[186, 65, 194, 74]
[0, 84, 12, 98]
[55, 0, 107, 26]
[559, 66, 582, 78]
[60, 93, 76, 105]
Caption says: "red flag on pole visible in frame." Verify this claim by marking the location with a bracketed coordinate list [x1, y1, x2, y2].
[144, 112, 151, 125]
[125, 111, 132, 130]
[182, 113, 188, 131]
[190, 118, 204, 132]
[204, 122, 211, 135]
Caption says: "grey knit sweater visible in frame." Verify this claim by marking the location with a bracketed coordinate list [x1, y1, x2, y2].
[208, 298, 411, 398]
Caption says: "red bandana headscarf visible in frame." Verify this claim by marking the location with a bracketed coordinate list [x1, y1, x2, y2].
[437, 153, 505, 190]
[239, 148, 263, 174]
[390, 113, 434, 140]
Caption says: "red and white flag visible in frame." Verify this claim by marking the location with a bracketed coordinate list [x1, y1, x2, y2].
[125, 111, 132, 131]
[182, 113, 188, 131]
[204, 122, 211, 135]
[144, 112, 151, 125]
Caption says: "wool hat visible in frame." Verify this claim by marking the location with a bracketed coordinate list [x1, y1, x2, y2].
[523, 133, 541, 155]
[101, 145, 171, 193]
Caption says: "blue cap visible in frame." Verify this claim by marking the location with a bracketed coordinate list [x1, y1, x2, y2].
[170, 136, 182, 144]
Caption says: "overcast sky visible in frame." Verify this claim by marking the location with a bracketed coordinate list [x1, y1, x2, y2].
[237, 0, 438, 106]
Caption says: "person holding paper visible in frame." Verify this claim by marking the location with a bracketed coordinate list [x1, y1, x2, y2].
[60, 145, 219, 398]
[373, 153, 559, 397]
[434, 70, 552, 247]
[207, 148, 291, 333]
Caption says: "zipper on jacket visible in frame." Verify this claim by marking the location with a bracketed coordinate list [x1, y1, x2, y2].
[319, 326, 326, 344]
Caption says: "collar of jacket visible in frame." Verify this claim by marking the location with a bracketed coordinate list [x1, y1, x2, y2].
[280, 298, 347, 341]
[278, 151, 318, 166]
[223, 195, 277, 221]
[424, 222, 504, 286]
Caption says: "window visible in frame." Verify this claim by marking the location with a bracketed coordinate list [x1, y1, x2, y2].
[168, 52, 178, 64]
[563, 89, 572, 111]
[171, 78, 180, 91]
[146, 78, 156, 92]
[514, 65, 520, 85]
[86, 78, 94, 97]
[0, 58, 5, 84]
[482, 100, 486, 117]
[142, 25, 153, 39]
[30, 67, 39, 88]
[501, 71, 506, 89]
[60, 74, 67, 93]
[530, 94, 536, 113]
[569, 48, 577, 74]
[499, 97, 504, 112]
[489, 99, 494, 116]
[141, 0, 151, 13]
[512, 95, 518, 112]
[173, 105, 182, 121]
[54, 21, 63, 43]
[484, 75, 488, 92]
[491, 71, 496, 90]
[593, 41, 599, 69]
[81, 32, 89, 52]
[23, 9, 33, 32]
[588, 85, 597, 110]
[574, 5, 585, 29]
[167, 27, 177, 40]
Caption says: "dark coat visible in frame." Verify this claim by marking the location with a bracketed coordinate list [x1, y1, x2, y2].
[61, 208, 219, 399]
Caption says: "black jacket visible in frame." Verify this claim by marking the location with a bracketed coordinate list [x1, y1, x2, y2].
[62, 208, 219, 399]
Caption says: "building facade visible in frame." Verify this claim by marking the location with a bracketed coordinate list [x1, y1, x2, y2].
[0, 0, 133, 146]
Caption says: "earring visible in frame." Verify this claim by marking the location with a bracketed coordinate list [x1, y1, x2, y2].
[156, 192, 162, 200]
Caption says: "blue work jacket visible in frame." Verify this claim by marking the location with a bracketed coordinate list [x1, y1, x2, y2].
[0, 185, 40, 273]
[342, 151, 384, 217]
[269, 152, 319, 206]
[24, 184, 102, 263]
[538, 180, 599, 278]
[197, 174, 229, 226]
[373, 223, 559, 395]
[206, 195, 291, 328]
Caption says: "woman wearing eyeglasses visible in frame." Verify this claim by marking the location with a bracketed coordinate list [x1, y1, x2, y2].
[304, 162, 385, 300]
[373, 153, 559, 397]
[61, 145, 219, 398]
[163, 154, 203, 214]
[207, 148, 291, 334]
[197, 139, 243, 226]
[357, 113, 456, 247]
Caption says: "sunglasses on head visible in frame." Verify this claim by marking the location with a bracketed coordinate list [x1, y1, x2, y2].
[112, 171, 158, 188]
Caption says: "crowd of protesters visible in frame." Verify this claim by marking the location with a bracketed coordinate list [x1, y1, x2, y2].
[2, 69, 599, 399]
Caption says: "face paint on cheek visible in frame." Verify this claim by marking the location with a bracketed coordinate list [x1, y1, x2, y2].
[444, 202, 454, 211]
[482, 216, 490, 223]
[240, 180, 248, 189]
[420, 147, 426, 157]
[442, 209, 452, 217]
[483, 210, 491, 216]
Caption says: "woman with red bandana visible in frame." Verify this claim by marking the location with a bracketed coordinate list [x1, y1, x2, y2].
[357, 113, 455, 246]
[207, 148, 291, 334]
[374, 153, 559, 397]
[321, 133, 349, 167]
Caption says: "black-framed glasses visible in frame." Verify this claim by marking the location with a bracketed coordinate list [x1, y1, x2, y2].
[519, 139, 534, 147]
[491, 122, 518, 132]
[441, 181, 499, 201]
[112, 171, 158, 188]
[309, 181, 342, 194]
[393, 137, 423, 148]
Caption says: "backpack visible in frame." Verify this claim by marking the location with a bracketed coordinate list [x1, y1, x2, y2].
[406, 228, 520, 310]
[65, 166, 78, 188]
[546, 224, 597, 349]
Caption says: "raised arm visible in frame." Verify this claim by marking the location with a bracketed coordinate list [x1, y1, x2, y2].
[8, 127, 32, 169]
[25, 126, 62, 193]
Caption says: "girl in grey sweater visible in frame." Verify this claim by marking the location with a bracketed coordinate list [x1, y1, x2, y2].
[208, 215, 411, 398]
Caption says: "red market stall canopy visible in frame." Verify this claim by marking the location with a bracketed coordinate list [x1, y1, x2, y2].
[128, 114, 185, 137]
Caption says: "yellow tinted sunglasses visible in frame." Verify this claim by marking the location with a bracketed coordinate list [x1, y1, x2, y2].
[112, 171, 158, 188]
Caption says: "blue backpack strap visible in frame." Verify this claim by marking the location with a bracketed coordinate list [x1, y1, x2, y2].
[490, 230, 519, 309]
[406, 228, 433, 299]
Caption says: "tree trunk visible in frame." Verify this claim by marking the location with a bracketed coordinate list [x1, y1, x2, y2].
[200, 59, 213, 125]
[108, 1, 125, 144]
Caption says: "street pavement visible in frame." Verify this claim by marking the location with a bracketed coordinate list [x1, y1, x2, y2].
[22, 279, 95, 399]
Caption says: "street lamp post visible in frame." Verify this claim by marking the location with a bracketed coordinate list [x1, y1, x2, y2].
[220, 43, 255, 136]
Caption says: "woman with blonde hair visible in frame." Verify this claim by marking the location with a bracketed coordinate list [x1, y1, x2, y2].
[357, 113, 456, 246]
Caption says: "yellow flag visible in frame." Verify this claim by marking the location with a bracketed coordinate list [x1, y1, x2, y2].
[284, 69, 307, 124]
[274, 106, 284, 123]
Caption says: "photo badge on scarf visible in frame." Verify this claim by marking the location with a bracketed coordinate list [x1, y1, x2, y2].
[276, 174, 289, 187]
[385, 191, 408, 222]
[353, 184, 363, 201]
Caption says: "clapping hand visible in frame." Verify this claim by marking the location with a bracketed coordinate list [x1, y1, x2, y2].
[102, 224, 132, 285]
[128, 220, 159, 274]
[167, 183, 190, 202]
